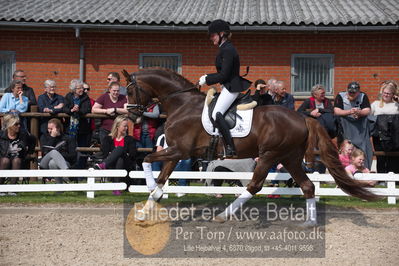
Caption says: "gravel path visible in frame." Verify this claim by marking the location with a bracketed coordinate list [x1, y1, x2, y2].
[0, 203, 398, 266]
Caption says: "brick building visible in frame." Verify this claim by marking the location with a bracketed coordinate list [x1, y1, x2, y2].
[0, 0, 398, 103]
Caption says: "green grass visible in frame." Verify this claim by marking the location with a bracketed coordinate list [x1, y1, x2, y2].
[0, 190, 397, 209]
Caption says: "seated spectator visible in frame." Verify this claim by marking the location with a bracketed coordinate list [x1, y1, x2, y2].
[133, 102, 160, 148]
[0, 114, 33, 195]
[91, 81, 127, 144]
[206, 158, 255, 198]
[370, 80, 399, 173]
[37, 80, 65, 136]
[94, 115, 137, 195]
[152, 124, 191, 198]
[297, 84, 336, 138]
[272, 80, 295, 110]
[334, 82, 373, 169]
[252, 79, 274, 106]
[339, 139, 355, 168]
[107, 72, 127, 95]
[0, 80, 29, 132]
[345, 148, 376, 187]
[5, 70, 37, 111]
[40, 118, 77, 184]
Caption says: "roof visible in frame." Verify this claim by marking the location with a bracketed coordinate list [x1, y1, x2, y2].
[0, 0, 398, 29]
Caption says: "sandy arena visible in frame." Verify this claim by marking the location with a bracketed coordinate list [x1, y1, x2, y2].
[0, 203, 398, 265]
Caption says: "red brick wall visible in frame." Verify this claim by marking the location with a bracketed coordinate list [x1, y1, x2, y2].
[1, 29, 398, 103]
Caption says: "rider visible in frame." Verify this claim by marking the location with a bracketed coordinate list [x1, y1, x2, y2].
[198, 19, 251, 158]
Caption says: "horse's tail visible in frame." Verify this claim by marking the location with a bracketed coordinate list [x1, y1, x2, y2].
[305, 117, 380, 201]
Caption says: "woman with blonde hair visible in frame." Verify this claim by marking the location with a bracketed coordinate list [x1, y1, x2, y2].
[0, 115, 33, 192]
[94, 115, 137, 195]
[370, 80, 399, 173]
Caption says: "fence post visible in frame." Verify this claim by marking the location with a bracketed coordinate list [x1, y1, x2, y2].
[387, 172, 396, 204]
[87, 170, 95, 198]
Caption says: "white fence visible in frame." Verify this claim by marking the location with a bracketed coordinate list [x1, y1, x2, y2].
[129, 171, 399, 204]
[0, 169, 127, 198]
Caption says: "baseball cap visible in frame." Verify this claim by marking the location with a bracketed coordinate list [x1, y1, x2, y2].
[347, 82, 360, 93]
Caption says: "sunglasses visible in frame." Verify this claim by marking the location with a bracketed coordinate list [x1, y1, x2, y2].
[84, 87, 90, 91]
[107, 78, 112, 81]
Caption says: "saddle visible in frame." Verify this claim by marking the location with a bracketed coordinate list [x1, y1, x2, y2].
[206, 88, 257, 129]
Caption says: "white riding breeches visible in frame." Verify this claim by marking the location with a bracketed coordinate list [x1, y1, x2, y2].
[211, 86, 239, 120]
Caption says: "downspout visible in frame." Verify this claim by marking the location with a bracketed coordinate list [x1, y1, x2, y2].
[75, 28, 85, 82]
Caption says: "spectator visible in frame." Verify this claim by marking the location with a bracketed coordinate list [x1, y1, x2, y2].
[40, 118, 77, 184]
[339, 139, 355, 168]
[94, 115, 137, 195]
[0, 114, 34, 195]
[133, 102, 160, 148]
[152, 125, 191, 198]
[334, 82, 373, 169]
[370, 80, 399, 173]
[5, 70, 37, 110]
[91, 81, 128, 144]
[37, 80, 65, 135]
[0, 80, 28, 114]
[206, 158, 255, 198]
[252, 79, 274, 106]
[345, 148, 376, 187]
[0, 80, 29, 132]
[297, 84, 336, 138]
[83, 82, 96, 136]
[272, 80, 295, 110]
[107, 72, 127, 95]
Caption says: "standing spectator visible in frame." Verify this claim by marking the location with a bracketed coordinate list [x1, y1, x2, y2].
[5, 70, 37, 110]
[94, 115, 137, 195]
[37, 80, 65, 136]
[0, 115, 34, 195]
[40, 118, 76, 184]
[334, 82, 372, 169]
[297, 84, 336, 138]
[91, 82, 128, 144]
[273, 81, 295, 110]
[107, 72, 127, 95]
[83, 83, 97, 143]
[133, 102, 160, 148]
[370, 80, 399, 173]
[252, 79, 274, 106]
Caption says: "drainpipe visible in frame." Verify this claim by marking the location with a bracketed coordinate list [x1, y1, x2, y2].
[75, 28, 85, 82]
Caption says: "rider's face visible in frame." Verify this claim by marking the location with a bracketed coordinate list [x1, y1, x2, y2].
[209, 33, 220, 46]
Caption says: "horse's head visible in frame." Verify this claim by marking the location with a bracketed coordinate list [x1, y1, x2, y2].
[122, 69, 155, 123]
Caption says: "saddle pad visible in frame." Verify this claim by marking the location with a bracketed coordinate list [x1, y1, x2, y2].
[201, 98, 253, 138]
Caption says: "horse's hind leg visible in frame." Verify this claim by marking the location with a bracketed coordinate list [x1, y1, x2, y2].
[281, 155, 317, 226]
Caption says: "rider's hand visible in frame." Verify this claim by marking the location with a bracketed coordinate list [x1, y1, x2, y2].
[199, 75, 207, 86]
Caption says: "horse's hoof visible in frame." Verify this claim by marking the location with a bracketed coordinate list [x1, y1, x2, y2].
[213, 215, 227, 223]
[300, 220, 317, 228]
[135, 209, 147, 222]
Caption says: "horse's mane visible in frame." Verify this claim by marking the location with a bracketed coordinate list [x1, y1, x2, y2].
[138, 67, 195, 89]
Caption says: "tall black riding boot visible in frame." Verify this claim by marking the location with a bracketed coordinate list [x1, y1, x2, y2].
[215, 112, 237, 158]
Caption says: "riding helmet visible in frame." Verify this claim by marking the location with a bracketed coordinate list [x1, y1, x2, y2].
[208, 19, 230, 35]
[347, 82, 360, 93]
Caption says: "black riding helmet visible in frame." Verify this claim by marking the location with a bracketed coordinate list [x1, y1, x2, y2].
[208, 19, 230, 35]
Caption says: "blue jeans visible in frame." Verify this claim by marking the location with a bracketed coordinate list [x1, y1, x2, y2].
[136, 131, 154, 149]
[152, 159, 191, 186]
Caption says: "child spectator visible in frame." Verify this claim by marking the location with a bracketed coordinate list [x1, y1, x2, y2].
[339, 139, 354, 168]
[345, 148, 376, 187]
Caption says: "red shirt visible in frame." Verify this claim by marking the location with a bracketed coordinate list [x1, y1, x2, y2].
[114, 138, 125, 147]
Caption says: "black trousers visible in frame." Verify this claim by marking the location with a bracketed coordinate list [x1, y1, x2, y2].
[104, 147, 129, 183]
[373, 137, 399, 173]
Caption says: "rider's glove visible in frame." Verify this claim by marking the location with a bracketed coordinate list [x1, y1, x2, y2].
[198, 75, 207, 86]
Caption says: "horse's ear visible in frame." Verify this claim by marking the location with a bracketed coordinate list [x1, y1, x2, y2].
[122, 69, 131, 82]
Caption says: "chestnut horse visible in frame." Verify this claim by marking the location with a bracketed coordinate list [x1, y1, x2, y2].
[123, 68, 378, 225]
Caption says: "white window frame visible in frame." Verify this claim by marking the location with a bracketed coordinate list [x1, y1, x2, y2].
[139, 53, 182, 74]
[0, 50, 16, 92]
[291, 54, 334, 96]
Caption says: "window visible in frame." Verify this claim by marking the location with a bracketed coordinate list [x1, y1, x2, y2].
[139, 53, 182, 73]
[0, 51, 15, 92]
[291, 54, 334, 95]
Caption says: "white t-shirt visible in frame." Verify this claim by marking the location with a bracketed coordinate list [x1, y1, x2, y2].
[156, 134, 168, 149]
[371, 101, 399, 116]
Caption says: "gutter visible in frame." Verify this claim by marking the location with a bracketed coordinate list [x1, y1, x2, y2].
[0, 21, 398, 32]
[75, 28, 85, 82]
